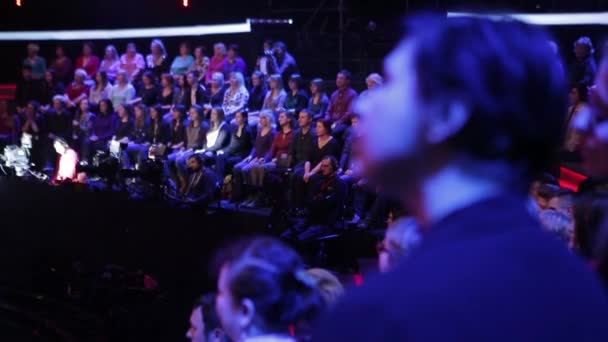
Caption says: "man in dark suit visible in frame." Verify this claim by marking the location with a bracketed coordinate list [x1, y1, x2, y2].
[314, 15, 608, 341]
[180, 154, 217, 208]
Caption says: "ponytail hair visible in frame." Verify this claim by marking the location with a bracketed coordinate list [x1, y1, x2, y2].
[222, 237, 324, 333]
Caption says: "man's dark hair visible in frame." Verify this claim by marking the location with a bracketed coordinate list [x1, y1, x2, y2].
[338, 69, 352, 80]
[273, 41, 287, 51]
[193, 293, 222, 335]
[323, 155, 338, 172]
[299, 108, 313, 120]
[406, 15, 566, 182]
[228, 44, 239, 54]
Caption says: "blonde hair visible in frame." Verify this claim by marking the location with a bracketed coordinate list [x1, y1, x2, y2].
[259, 110, 275, 127]
[105, 44, 119, 60]
[366, 73, 383, 86]
[74, 68, 87, 80]
[268, 74, 283, 90]
[150, 39, 167, 57]
[306, 268, 344, 308]
[213, 42, 226, 55]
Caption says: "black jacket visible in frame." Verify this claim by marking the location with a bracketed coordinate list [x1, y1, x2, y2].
[224, 124, 253, 158]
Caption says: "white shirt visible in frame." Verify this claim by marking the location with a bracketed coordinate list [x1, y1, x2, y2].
[110, 83, 136, 109]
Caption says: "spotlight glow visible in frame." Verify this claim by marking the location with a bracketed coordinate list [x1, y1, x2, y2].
[447, 11, 608, 26]
[183, 0, 188, 7]
[0, 20, 252, 41]
[16, 0, 21, 7]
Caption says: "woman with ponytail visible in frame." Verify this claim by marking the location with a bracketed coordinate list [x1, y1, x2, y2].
[215, 237, 324, 342]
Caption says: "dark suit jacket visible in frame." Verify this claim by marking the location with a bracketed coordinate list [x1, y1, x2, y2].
[315, 193, 608, 341]
[184, 168, 217, 203]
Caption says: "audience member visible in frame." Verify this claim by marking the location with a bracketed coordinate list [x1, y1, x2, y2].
[51, 45, 73, 84]
[247, 71, 266, 113]
[89, 71, 112, 107]
[215, 237, 323, 342]
[232, 111, 275, 203]
[215, 111, 253, 180]
[189, 46, 209, 83]
[173, 105, 208, 191]
[132, 71, 160, 106]
[166, 105, 187, 189]
[159, 73, 176, 110]
[0, 100, 20, 147]
[203, 72, 228, 119]
[89, 99, 117, 152]
[187, 71, 206, 107]
[256, 39, 273, 76]
[289, 109, 316, 211]
[186, 293, 227, 342]
[303, 119, 341, 184]
[171, 42, 195, 77]
[376, 217, 421, 273]
[564, 84, 589, 155]
[360, 73, 383, 98]
[23, 43, 46, 80]
[325, 70, 357, 139]
[146, 39, 170, 81]
[262, 74, 287, 116]
[41, 70, 65, 110]
[99, 45, 121, 83]
[124, 104, 150, 168]
[207, 43, 227, 85]
[284, 74, 308, 115]
[268, 41, 298, 85]
[46, 95, 73, 142]
[178, 154, 218, 208]
[65, 69, 90, 108]
[307, 78, 329, 120]
[315, 15, 608, 341]
[113, 103, 134, 142]
[200, 107, 229, 156]
[72, 98, 96, 162]
[110, 71, 136, 110]
[75, 42, 100, 80]
[15, 65, 43, 112]
[222, 72, 249, 123]
[174, 74, 191, 109]
[53, 137, 78, 182]
[305, 268, 344, 309]
[570, 36, 597, 87]
[120, 43, 146, 82]
[21, 101, 44, 168]
[223, 44, 247, 78]
[146, 104, 169, 147]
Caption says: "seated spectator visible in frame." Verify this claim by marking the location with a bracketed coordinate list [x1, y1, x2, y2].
[206, 43, 226, 85]
[0, 100, 20, 147]
[186, 293, 227, 342]
[21, 101, 44, 168]
[75, 42, 100, 81]
[564, 84, 589, 156]
[215, 110, 253, 179]
[89, 71, 112, 107]
[15, 65, 43, 113]
[215, 237, 323, 342]
[247, 71, 267, 113]
[187, 71, 205, 107]
[307, 78, 329, 120]
[188, 45, 209, 83]
[325, 69, 357, 139]
[146, 39, 170, 81]
[570, 36, 597, 87]
[173, 74, 191, 109]
[305, 268, 344, 309]
[99, 45, 121, 83]
[202, 72, 228, 119]
[222, 72, 249, 123]
[120, 42, 146, 82]
[360, 73, 383, 98]
[232, 111, 275, 203]
[171, 42, 195, 77]
[223, 44, 247, 78]
[377, 217, 421, 273]
[303, 119, 341, 184]
[89, 99, 117, 152]
[46, 95, 73, 142]
[41, 69, 65, 111]
[197, 107, 229, 166]
[65, 69, 90, 109]
[284, 74, 308, 115]
[71, 98, 96, 162]
[289, 109, 316, 211]
[51, 45, 73, 85]
[262, 74, 287, 117]
[255, 39, 273, 76]
[110, 71, 136, 110]
[23, 43, 46, 80]
[132, 71, 160, 107]
[248, 110, 295, 207]
[267, 41, 298, 85]
[166, 105, 187, 190]
[146, 105, 170, 157]
[53, 137, 79, 183]
[172, 105, 208, 191]
[113, 103, 134, 142]
[283, 156, 347, 241]
[159, 73, 176, 111]
[174, 154, 218, 208]
[124, 104, 150, 168]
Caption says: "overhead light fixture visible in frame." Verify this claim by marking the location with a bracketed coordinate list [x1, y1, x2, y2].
[447, 11, 608, 26]
[249, 18, 293, 25]
[0, 20, 251, 41]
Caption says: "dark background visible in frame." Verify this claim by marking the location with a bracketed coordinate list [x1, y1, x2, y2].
[1, 0, 608, 86]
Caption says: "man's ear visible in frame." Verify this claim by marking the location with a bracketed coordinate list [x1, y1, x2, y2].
[426, 102, 470, 144]
[238, 298, 256, 332]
